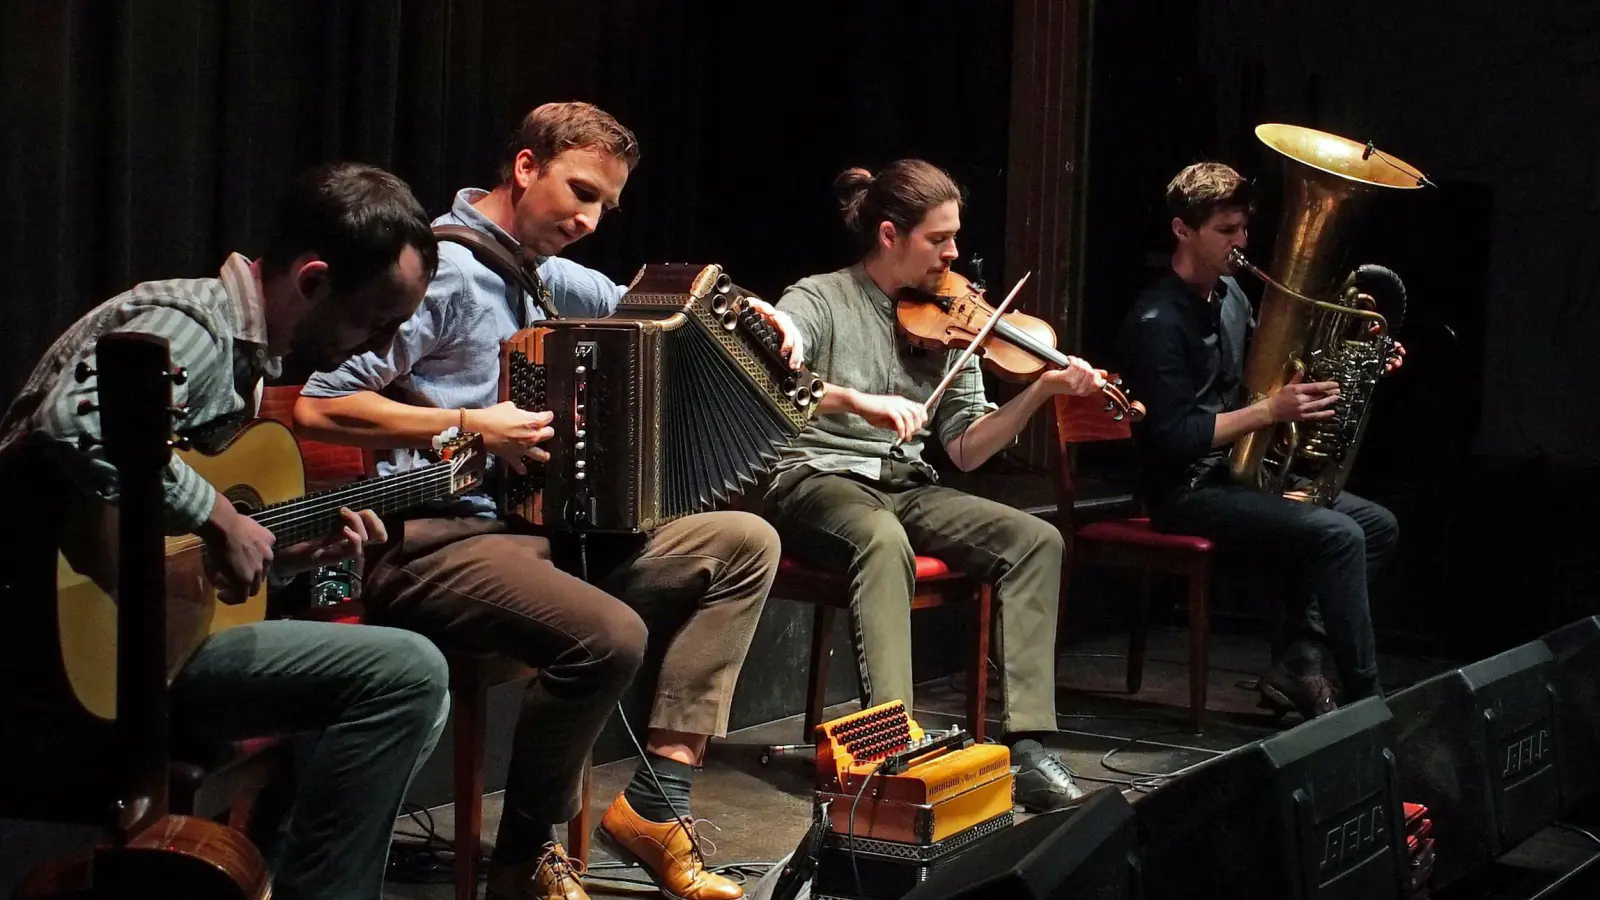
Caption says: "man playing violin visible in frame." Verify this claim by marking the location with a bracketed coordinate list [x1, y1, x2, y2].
[1117, 161, 1402, 721]
[765, 159, 1103, 812]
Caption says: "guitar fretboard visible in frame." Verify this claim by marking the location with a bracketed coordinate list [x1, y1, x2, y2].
[249, 465, 459, 545]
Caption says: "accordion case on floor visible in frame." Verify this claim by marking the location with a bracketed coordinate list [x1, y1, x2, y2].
[499, 262, 826, 532]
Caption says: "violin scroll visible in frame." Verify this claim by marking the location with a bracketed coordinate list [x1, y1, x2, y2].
[1096, 375, 1146, 423]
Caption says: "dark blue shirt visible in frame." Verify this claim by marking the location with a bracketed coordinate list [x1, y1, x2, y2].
[1117, 269, 1254, 507]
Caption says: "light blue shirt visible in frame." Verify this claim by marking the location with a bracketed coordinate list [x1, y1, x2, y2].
[301, 188, 627, 515]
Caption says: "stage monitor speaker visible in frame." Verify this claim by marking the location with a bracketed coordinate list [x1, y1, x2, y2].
[1540, 616, 1600, 811]
[899, 787, 1138, 900]
[1386, 638, 1560, 890]
[1135, 697, 1409, 900]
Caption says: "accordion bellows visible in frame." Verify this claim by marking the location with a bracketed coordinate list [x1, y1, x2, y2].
[499, 263, 825, 532]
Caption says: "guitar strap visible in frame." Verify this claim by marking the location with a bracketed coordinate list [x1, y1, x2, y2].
[432, 224, 560, 325]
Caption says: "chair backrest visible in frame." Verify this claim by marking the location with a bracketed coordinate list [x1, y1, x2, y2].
[259, 385, 374, 485]
[1051, 382, 1134, 524]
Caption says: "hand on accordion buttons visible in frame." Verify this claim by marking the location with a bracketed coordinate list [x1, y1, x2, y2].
[744, 297, 805, 370]
[472, 401, 556, 473]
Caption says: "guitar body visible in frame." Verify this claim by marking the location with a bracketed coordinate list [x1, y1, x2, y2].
[54, 419, 304, 720]
[15, 813, 271, 899]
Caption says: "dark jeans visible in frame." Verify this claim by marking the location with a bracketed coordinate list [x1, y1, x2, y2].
[172, 621, 451, 900]
[1150, 479, 1398, 698]
[767, 466, 1065, 734]
[360, 512, 776, 864]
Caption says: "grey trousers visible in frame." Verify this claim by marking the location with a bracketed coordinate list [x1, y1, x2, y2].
[768, 468, 1064, 735]
[171, 620, 451, 900]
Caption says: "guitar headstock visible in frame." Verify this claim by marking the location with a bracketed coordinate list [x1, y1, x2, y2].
[91, 334, 185, 472]
[432, 428, 488, 494]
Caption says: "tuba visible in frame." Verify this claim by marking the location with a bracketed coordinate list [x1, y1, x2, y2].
[1228, 123, 1428, 506]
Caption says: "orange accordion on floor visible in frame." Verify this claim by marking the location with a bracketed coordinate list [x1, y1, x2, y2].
[809, 701, 1015, 899]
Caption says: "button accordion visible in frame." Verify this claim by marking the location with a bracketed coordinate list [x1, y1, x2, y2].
[498, 263, 825, 532]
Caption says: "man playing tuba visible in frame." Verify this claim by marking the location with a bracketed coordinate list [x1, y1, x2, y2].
[1117, 162, 1405, 721]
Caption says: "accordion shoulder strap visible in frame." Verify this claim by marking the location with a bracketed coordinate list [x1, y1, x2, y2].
[431, 224, 559, 323]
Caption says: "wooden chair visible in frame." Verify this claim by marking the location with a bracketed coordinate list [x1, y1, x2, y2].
[772, 554, 994, 742]
[261, 386, 593, 900]
[1053, 389, 1217, 734]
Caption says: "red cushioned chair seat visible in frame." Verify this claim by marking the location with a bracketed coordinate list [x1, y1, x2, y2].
[1076, 517, 1213, 553]
[777, 554, 954, 581]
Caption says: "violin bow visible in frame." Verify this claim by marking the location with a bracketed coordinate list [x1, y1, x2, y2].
[888, 271, 1029, 450]
[921, 271, 1029, 413]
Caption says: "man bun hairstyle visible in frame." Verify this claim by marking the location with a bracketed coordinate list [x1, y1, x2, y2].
[834, 159, 963, 254]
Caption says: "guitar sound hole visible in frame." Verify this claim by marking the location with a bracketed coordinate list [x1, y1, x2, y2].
[223, 485, 264, 513]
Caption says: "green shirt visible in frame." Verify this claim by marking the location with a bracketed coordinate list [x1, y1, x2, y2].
[772, 263, 997, 488]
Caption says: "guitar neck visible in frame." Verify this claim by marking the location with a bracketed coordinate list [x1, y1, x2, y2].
[250, 465, 457, 545]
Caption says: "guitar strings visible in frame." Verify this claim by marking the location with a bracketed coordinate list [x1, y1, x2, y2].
[250, 467, 453, 526]
[250, 466, 460, 534]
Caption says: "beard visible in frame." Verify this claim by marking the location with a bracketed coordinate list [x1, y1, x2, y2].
[289, 321, 351, 372]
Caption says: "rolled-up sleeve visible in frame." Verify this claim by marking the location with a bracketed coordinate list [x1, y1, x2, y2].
[1122, 310, 1215, 462]
[775, 283, 831, 372]
[932, 354, 997, 448]
[301, 256, 462, 398]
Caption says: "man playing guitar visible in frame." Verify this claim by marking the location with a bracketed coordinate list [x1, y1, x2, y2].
[0, 162, 451, 900]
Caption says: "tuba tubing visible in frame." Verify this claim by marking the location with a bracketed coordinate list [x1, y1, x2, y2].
[1227, 123, 1426, 505]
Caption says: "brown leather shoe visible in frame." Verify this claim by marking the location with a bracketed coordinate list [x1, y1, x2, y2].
[486, 841, 589, 900]
[596, 793, 743, 900]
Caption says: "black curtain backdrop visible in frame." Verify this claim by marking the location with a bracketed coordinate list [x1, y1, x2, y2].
[1080, 0, 1600, 655]
[1, 0, 1014, 398]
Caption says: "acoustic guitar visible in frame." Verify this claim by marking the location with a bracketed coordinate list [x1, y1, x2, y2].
[52, 417, 485, 720]
[16, 332, 271, 899]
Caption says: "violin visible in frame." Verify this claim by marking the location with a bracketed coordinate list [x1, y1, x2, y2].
[895, 268, 1145, 422]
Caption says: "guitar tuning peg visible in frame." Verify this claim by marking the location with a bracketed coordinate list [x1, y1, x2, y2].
[170, 404, 189, 420]
[74, 361, 95, 383]
[170, 435, 192, 451]
[76, 399, 97, 416]
[169, 366, 187, 385]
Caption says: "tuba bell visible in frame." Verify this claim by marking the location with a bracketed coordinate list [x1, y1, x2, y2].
[1227, 124, 1428, 506]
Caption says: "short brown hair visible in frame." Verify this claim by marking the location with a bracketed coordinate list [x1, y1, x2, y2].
[834, 159, 964, 255]
[1166, 162, 1254, 228]
[498, 101, 641, 183]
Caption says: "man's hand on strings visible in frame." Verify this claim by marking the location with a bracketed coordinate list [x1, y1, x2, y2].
[1037, 357, 1105, 397]
[277, 507, 388, 577]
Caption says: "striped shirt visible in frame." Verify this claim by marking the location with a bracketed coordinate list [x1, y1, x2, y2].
[301, 188, 627, 516]
[0, 253, 278, 533]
